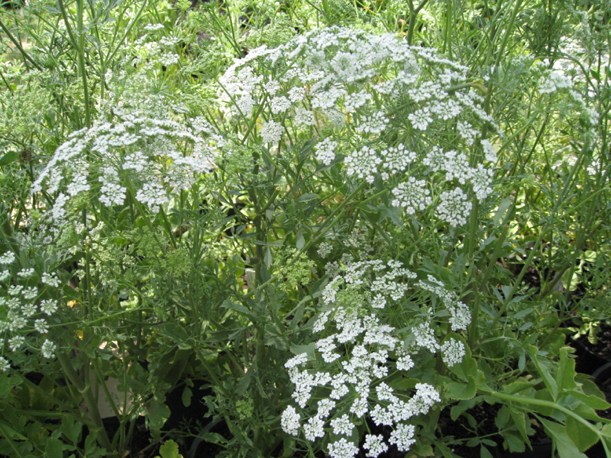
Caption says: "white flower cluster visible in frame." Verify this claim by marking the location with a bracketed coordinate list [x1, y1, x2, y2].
[282, 260, 470, 457]
[539, 71, 573, 94]
[217, 27, 499, 227]
[0, 251, 61, 371]
[31, 112, 217, 222]
[416, 275, 471, 332]
[283, 307, 437, 457]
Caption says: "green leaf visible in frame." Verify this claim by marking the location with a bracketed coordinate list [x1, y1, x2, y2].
[509, 409, 530, 444]
[236, 370, 252, 396]
[447, 377, 476, 400]
[411, 443, 434, 456]
[388, 377, 419, 391]
[495, 405, 510, 429]
[182, 386, 192, 408]
[528, 346, 558, 400]
[480, 446, 494, 458]
[557, 347, 577, 392]
[202, 432, 227, 445]
[158, 440, 181, 458]
[222, 300, 257, 321]
[297, 193, 319, 202]
[161, 323, 191, 348]
[383, 206, 403, 227]
[289, 343, 316, 359]
[504, 432, 525, 453]
[45, 438, 64, 458]
[296, 231, 305, 250]
[0, 151, 18, 167]
[493, 197, 513, 225]
[503, 380, 536, 395]
[568, 390, 611, 411]
[435, 442, 455, 458]
[148, 396, 170, 432]
[60, 416, 82, 445]
[566, 415, 599, 452]
[540, 417, 587, 458]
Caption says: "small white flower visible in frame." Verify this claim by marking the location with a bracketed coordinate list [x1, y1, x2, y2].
[370, 404, 394, 426]
[317, 242, 333, 259]
[375, 382, 395, 401]
[285, 353, 308, 369]
[330, 383, 349, 400]
[17, 268, 36, 279]
[34, 319, 49, 334]
[317, 398, 336, 418]
[349, 396, 368, 417]
[363, 434, 388, 458]
[330, 414, 354, 436]
[294, 108, 316, 127]
[270, 96, 291, 114]
[22, 303, 37, 317]
[22, 286, 38, 300]
[0, 251, 15, 265]
[144, 23, 164, 31]
[40, 299, 59, 315]
[41, 272, 61, 287]
[260, 120, 284, 143]
[437, 188, 472, 227]
[442, 150, 473, 184]
[263, 80, 280, 95]
[0, 356, 9, 372]
[412, 323, 439, 350]
[471, 164, 494, 201]
[389, 423, 416, 452]
[408, 107, 432, 130]
[391, 178, 432, 215]
[441, 338, 466, 367]
[9, 335, 25, 352]
[396, 354, 414, 372]
[328, 438, 359, 458]
[316, 138, 338, 166]
[344, 146, 381, 183]
[288, 87, 305, 102]
[9, 316, 27, 331]
[344, 91, 372, 113]
[304, 415, 325, 441]
[457, 121, 480, 146]
[447, 300, 471, 331]
[313, 310, 332, 333]
[481, 139, 497, 163]
[356, 111, 388, 135]
[41, 340, 56, 359]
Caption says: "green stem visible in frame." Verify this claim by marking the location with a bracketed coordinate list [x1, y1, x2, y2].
[57, 352, 114, 454]
[0, 19, 43, 71]
[482, 389, 610, 434]
[105, 0, 149, 65]
[76, 0, 91, 127]
[406, 0, 430, 45]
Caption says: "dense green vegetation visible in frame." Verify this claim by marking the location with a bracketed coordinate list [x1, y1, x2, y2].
[0, 0, 610, 457]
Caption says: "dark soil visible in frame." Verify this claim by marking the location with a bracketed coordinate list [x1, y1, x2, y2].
[574, 322, 611, 364]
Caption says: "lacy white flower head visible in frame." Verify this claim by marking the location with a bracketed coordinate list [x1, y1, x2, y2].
[216, 26, 500, 227]
[0, 251, 63, 370]
[282, 260, 470, 457]
[31, 109, 218, 224]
